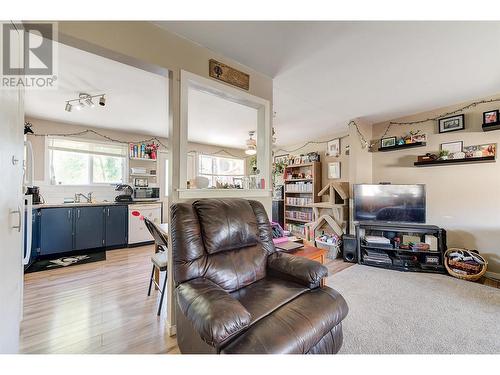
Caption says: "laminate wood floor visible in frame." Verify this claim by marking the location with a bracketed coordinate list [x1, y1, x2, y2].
[23, 245, 494, 354]
[20, 245, 179, 354]
[20, 246, 354, 354]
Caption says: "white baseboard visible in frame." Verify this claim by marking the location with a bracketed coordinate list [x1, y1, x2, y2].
[485, 271, 500, 281]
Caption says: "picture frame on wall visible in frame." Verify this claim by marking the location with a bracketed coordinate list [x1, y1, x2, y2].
[483, 110, 499, 125]
[327, 162, 341, 179]
[440, 141, 463, 154]
[438, 114, 465, 133]
[326, 138, 340, 157]
[274, 154, 289, 165]
[380, 136, 396, 148]
[410, 133, 427, 143]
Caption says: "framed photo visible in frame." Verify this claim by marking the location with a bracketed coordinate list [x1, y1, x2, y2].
[326, 138, 340, 157]
[463, 143, 496, 158]
[440, 141, 463, 154]
[483, 110, 499, 124]
[438, 114, 465, 133]
[380, 136, 396, 148]
[274, 154, 289, 165]
[410, 133, 427, 143]
[327, 162, 341, 179]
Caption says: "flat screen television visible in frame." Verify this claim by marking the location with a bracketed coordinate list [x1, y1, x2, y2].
[353, 184, 426, 223]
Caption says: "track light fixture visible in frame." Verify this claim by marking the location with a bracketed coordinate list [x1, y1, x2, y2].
[64, 93, 106, 112]
[245, 131, 257, 156]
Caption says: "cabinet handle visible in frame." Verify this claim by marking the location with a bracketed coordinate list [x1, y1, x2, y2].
[77, 209, 80, 219]
[11, 205, 22, 232]
[107, 208, 110, 217]
[68, 210, 71, 220]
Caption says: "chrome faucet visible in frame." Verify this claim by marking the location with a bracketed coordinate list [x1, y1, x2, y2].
[74, 192, 93, 203]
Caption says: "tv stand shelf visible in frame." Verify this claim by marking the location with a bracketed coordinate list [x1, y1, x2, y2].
[355, 221, 447, 274]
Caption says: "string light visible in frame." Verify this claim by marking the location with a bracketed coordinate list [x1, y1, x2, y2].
[32, 129, 168, 149]
[378, 97, 500, 143]
[32, 96, 496, 159]
[275, 97, 500, 155]
[31, 128, 250, 159]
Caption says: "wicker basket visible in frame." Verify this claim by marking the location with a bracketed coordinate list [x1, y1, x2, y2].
[315, 238, 342, 259]
[444, 248, 488, 281]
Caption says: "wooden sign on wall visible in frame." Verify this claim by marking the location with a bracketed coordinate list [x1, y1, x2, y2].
[209, 59, 250, 90]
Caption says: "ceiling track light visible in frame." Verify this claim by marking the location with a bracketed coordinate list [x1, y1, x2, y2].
[64, 92, 106, 112]
[245, 131, 257, 156]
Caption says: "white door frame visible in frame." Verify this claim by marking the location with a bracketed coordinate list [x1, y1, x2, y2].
[0, 24, 25, 353]
[178, 70, 272, 198]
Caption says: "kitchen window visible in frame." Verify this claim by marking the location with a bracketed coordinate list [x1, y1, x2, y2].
[198, 154, 245, 187]
[48, 137, 127, 185]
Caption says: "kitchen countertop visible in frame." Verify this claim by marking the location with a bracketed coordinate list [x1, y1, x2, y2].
[32, 201, 162, 209]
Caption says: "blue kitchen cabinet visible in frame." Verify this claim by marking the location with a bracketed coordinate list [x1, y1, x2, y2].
[105, 205, 128, 247]
[39, 207, 74, 255]
[74, 206, 105, 250]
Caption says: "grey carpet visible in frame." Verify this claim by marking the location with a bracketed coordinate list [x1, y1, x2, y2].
[326, 264, 500, 354]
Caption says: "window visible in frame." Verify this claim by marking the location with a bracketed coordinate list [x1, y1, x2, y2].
[48, 137, 127, 185]
[198, 154, 245, 188]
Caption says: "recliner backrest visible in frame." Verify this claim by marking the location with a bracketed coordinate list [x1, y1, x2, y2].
[170, 198, 275, 292]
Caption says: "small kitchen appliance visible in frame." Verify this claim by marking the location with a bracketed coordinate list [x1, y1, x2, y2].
[25, 186, 43, 205]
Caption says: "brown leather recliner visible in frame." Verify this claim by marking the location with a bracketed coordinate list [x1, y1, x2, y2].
[170, 198, 348, 354]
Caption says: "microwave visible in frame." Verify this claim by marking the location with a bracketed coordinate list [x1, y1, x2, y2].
[133, 187, 160, 201]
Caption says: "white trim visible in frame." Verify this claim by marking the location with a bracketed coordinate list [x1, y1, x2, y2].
[178, 188, 272, 199]
[485, 271, 500, 281]
[180, 70, 272, 193]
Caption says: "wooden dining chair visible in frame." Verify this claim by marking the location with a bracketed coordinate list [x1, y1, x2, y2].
[144, 217, 168, 316]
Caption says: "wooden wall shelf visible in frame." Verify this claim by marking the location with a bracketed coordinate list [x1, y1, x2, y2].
[378, 142, 426, 152]
[482, 123, 500, 132]
[414, 156, 496, 167]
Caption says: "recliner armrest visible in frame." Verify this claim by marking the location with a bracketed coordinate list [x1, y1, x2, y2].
[267, 252, 328, 288]
[176, 278, 251, 347]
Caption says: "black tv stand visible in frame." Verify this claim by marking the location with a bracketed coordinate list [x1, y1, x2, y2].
[355, 221, 447, 274]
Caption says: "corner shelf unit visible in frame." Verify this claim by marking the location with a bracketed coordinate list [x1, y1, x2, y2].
[355, 221, 447, 274]
[414, 156, 495, 167]
[378, 142, 426, 152]
[128, 156, 159, 187]
[283, 162, 321, 238]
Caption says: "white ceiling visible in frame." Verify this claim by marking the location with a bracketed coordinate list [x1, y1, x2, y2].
[156, 21, 500, 146]
[188, 88, 258, 149]
[25, 42, 170, 138]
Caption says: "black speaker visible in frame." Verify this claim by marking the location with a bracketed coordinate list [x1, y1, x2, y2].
[342, 234, 358, 263]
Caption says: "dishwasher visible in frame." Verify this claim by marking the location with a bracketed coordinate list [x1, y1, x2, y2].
[128, 203, 162, 245]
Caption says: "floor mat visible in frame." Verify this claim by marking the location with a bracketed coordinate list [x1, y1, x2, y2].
[25, 251, 106, 273]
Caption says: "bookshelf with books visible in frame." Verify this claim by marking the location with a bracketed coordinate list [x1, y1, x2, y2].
[283, 162, 321, 238]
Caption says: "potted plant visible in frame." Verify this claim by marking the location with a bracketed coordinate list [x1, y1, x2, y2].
[438, 150, 449, 160]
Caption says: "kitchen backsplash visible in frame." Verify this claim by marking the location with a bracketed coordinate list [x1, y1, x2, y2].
[32, 181, 120, 204]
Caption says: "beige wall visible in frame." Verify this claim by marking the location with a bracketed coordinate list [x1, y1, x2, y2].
[56, 21, 273, 212]
[372, 95, 500, 275]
